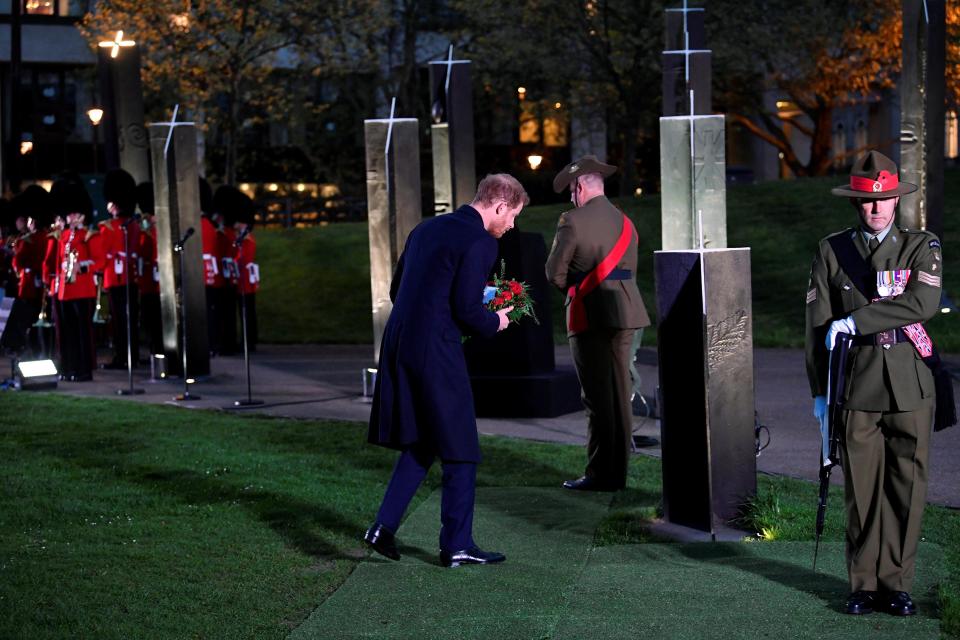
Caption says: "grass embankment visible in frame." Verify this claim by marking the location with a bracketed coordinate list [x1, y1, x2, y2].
[257, 168, 960, 348]
[1, 394, 958, 638]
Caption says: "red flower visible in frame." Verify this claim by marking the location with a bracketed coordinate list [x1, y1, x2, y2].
[509, 281, 523, 294]
[502, 291, 513, 302]
[493, 296, 504, 306]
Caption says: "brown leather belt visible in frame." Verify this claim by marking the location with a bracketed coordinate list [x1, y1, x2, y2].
[851, 327, 909, 347]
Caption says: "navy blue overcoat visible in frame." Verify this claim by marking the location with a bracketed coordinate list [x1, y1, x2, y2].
[368, 205, 500, 462]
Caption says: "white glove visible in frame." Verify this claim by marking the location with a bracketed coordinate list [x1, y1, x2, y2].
[813, 395, 829, 465]
[825, 315, 857, 351]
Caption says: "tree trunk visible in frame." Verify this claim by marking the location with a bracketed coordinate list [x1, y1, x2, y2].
[805, 106, 834, 176]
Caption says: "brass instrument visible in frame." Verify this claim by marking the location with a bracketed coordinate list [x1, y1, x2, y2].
[64, 249, 78, 284]
[34, 288, 53, 328]
[92, 273, 108, 325]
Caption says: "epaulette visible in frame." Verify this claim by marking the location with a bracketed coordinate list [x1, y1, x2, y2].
[48, 229, 62, 240]
[99, 219, 114, 231]
[85, 227, 99, 238]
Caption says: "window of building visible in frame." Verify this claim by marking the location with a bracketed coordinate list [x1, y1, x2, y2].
[947, 110, 958, 159]
[8, 0, 89, 16]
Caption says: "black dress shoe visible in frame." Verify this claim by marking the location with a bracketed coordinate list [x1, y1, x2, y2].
[363, 523, 400, 561]
[883, 591, 917, 616]
[845, 590, 877, 615]
[562, 476, 621, 492]
[440, 546, 505, 568]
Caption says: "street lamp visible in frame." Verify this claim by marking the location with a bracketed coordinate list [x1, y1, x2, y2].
[527, 154, 543, 171]
[87, 107, 103, 174]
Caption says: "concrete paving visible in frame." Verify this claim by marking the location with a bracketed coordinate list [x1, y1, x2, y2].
[41, 343, 960, 508]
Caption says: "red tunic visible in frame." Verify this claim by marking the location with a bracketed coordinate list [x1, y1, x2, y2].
[219, 227, 239, 287]
[98, 217, 141, 289]
[137, 221, 160, 295]
[43, 230, 60, 292]
[235, 232, 260, 295]
[201, 216, 225, 287]
[57, 228, 100, 301]
[11, 230, 44, 300]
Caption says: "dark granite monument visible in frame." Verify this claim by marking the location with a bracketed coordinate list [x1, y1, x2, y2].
[899, 0, 946, 238]
[429, 48, 476, 214]
[463, 229, 582, 418]
[98, 31, 150, 184]
[655, 2, 756, 535]
[365, 104, 422, 363]
[148, 116, 209, 378]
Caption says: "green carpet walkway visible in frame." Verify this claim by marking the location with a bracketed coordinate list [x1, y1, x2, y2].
[289, 488, 945, 639]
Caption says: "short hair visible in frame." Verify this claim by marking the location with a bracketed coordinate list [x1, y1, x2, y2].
[473, 173, 530, 209]
[577, 172, 605, 189]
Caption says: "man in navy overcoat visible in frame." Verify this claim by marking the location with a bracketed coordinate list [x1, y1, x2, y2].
[364, 174, 528, 567]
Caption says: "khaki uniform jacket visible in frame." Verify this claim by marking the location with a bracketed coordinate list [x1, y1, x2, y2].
[545, 195, 650, 337]
[805, 226, 942, 412]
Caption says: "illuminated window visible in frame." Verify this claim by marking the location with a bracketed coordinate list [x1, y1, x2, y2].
[947, 110, 958, 159]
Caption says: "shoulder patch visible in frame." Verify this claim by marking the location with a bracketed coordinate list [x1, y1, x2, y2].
[929, 239, 941, 249]
[806, 288, 817, 304]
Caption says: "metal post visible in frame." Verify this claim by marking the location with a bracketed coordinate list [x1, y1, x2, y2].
[117, 222, 143, 395]
[233, 291, 262, 407]
[173, 231, 199, 401]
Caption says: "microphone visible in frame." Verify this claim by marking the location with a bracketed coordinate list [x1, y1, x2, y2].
[234, 227, 250, 248]
[174, 227, 195, 252]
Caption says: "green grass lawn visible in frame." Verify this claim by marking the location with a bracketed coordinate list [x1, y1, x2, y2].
[1, 394, 958, 638]
[256, 168, 960, 349]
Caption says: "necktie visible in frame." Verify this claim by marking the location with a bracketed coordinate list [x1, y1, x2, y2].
[869, 237, 880, 253]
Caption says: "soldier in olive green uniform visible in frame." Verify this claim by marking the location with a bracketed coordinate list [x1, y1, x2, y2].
[805, 151, 941, 617]
[547, 156, 650, 491]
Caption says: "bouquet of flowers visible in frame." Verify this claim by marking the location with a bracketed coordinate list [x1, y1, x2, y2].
[482, 260, 538, 326]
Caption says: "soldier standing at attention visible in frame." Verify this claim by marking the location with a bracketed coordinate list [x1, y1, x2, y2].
[99, 169, 141, 369]
[546, 155, 650, 492]
[806, 150, 950, 616]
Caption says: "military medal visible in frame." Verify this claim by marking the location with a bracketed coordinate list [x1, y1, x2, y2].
[876, 269, 910, 298]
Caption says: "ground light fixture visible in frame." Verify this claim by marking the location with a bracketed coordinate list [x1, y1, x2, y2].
[14, 359, 58, 391]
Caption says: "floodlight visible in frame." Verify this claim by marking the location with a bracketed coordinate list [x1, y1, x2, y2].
[15, 359, 58, 390]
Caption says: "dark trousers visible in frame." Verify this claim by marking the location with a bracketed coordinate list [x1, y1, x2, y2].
[239, 293, 257, 350]
[0, 296, 40, 353]
[375, 443, 477, 552]
[140, 292, 162, 356]
[60, 298, 94, 377]
[108, 285, 140, 365]
[217, 287, 238, 354]
[570, 328, 635, 488]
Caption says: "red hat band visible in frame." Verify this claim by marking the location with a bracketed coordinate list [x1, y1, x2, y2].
[849, 170, 898, 194]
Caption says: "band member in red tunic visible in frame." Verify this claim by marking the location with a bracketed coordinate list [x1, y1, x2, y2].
[213, 185, 242, 354]
[1, 186, 51, 354]
[56, 196, 101, 381]
[233, 191, 260, 350]
[199, 178, 225, 355]
[136, 181, 163, 357]
[99, 169, 141, 369]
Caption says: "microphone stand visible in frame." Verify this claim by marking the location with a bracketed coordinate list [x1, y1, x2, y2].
[173, 228, 199, 401]
[118, 215, 144, 396]
[233, 228, 262, 407]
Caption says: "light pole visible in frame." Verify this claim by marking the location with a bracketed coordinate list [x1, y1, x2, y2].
[87, 107, 103, 174]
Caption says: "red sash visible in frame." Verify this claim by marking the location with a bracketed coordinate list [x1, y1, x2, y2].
[566, 214, 635, 334]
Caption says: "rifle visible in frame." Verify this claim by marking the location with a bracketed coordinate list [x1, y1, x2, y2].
[813, 332, 852, 571]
